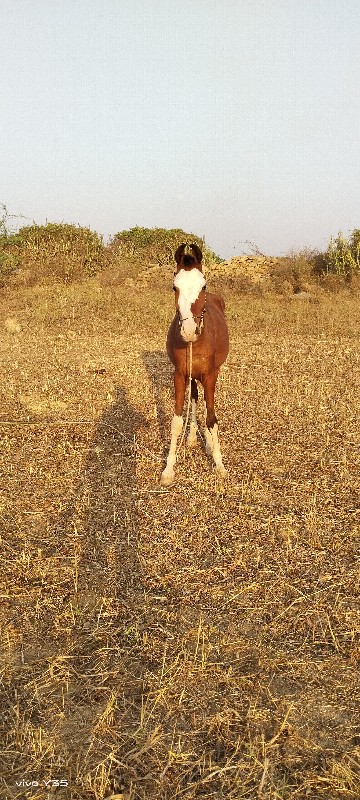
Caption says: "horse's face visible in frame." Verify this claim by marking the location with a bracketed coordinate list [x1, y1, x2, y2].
[173, 267, 207, 343]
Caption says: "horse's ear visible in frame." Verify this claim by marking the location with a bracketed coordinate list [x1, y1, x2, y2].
[174, 244, 186, 265]
[190, 243, 203, 264]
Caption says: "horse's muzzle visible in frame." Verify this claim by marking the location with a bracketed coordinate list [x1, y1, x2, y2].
[180, 321, 201, 342]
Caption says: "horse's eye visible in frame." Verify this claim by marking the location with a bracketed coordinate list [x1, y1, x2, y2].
[173, 286, 177, 292]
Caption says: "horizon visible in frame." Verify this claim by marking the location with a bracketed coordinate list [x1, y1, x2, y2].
[2, 0, 360, 259]
[1, 210, 347, 262]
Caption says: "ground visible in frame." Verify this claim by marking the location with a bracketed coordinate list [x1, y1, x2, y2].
[0, 270, 359, 799]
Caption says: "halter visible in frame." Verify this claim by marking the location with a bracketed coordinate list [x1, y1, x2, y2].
[176, 291, 207, 334]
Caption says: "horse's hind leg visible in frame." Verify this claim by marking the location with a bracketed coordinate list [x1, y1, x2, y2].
[187, 379, 198, 447]
[203, 372, 227, 477]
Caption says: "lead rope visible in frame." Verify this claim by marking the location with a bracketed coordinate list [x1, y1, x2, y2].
[174, 341, 192, 458]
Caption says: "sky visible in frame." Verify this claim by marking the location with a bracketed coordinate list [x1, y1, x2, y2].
[1, 0, 360, 259]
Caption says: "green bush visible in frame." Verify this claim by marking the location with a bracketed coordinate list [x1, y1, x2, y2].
[107, 226, 222, 268]
[0, 222, 105, 285]
[324, 229, 360, 277]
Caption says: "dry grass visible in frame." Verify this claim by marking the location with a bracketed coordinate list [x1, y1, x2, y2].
[1, 273, 359, 799]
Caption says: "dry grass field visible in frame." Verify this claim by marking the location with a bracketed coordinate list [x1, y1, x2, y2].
[1, 268, 359, 799]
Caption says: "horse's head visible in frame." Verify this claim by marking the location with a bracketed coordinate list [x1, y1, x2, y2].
[173, 244, 206, 342]
[174, 243, 203, 270]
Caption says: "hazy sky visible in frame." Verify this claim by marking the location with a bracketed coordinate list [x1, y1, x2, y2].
[2, 0, 360, 258]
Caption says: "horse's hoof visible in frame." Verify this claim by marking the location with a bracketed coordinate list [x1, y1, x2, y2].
[160, 470, 176, 487]
[215, 464, 227, 478]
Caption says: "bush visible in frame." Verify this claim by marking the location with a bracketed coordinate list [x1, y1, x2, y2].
[107, 226, 222, 269]
[0, 222, 105, 285]
[0, 204, 24, 284]
[0, 232, 23, 285]
[269, 251, 316, 293]
[323, 229, 360, 278]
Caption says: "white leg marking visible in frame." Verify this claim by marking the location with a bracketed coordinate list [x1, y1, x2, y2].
[160, 414, 183, 486]
[187, 399, 198, 447]
[211, 423, 227, 477]
[204, 426, 214, 456]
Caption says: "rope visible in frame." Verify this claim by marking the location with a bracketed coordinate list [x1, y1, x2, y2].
[174, 341, 193, 458]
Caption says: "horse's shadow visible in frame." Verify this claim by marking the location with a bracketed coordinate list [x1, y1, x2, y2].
[142, 350, 173, 460]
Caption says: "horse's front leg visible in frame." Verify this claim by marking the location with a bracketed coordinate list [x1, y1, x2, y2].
[203, 371, 227, 477]
[160, 370, 186, 486]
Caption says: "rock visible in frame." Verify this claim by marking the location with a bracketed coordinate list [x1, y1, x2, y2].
[4, 317, 22, 334]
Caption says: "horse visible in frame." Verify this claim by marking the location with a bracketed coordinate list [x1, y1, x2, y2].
[160, 243, 229, 486]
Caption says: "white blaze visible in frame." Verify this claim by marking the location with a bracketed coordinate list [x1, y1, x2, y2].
[173, 268, 206, 340]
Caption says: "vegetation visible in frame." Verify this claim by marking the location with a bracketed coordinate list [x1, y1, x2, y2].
[1, 203, 360, 291]
[107, 226, 223, 267]
[0, 217, 224, 286]
[0, 204, 24, 285]
[0, 231, 22, 285]
[323, 229, 360, 277]
[0, 219, 105, 285]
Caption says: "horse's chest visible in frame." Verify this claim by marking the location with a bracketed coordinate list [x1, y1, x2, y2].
[191, 349, 213, 377]
[172, 345, 213, 379]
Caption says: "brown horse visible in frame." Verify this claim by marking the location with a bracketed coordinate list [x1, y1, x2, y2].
[160, 243, 229, 486]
